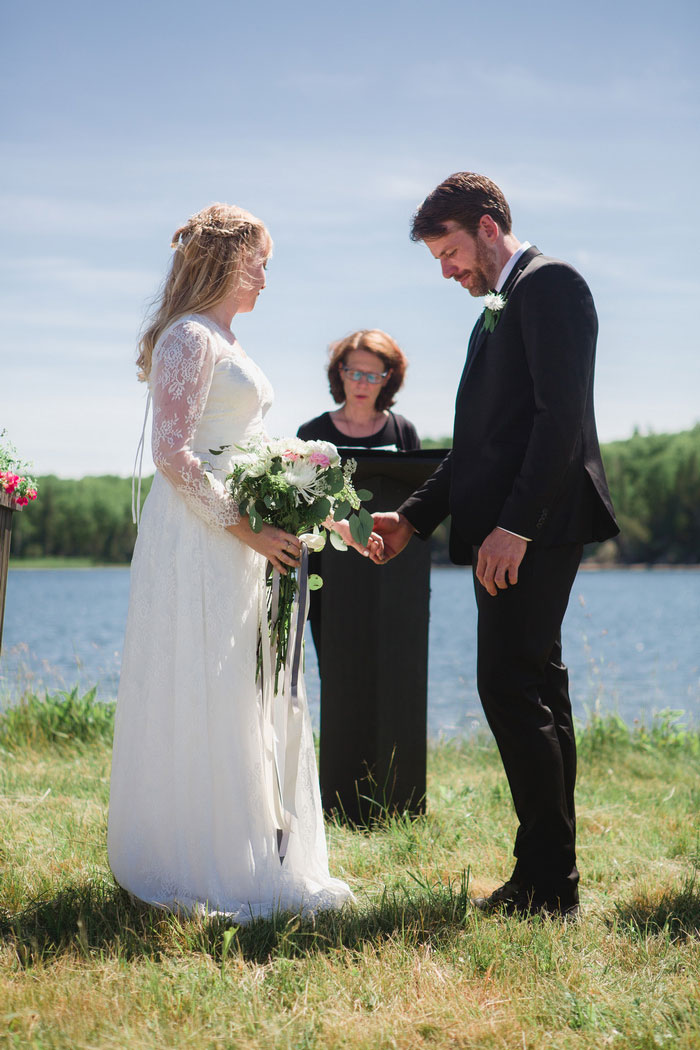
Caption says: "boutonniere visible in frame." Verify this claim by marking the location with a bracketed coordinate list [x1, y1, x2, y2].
[482, 292, 507, 333]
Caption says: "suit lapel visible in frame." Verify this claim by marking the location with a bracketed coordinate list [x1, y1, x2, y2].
[498, 244, 540, 300]
[456, 314, 486, 401]
[457, 245, 542, 394]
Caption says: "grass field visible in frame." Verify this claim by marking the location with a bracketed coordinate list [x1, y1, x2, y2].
[1, 690, 699, 1049]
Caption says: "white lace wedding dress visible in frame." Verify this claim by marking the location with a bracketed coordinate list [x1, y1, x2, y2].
[107, 314, 353, 920]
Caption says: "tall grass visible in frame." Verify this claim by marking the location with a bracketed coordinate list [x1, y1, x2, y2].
[0, 685, 115, 750]
[1, 690, 699, 1049]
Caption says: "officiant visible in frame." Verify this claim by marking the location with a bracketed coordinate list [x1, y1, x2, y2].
[297, 328, 420, 665]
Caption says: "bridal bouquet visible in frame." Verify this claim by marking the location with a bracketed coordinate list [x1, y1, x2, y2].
[223, 437, 374, 692]
[0, 431, 38, 507]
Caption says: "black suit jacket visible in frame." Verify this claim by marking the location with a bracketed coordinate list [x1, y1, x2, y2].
[400, 246, 618, 564]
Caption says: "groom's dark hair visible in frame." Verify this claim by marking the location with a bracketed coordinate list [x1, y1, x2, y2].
[410, 172, 512, 241]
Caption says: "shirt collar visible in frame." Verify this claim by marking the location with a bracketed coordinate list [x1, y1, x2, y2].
[495, 241, 532, 293]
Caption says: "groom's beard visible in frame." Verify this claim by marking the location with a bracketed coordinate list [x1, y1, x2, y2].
[464, 239, 500, 297]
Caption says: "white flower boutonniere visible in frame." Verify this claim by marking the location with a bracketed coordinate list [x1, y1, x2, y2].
[482, 292, 507, 333]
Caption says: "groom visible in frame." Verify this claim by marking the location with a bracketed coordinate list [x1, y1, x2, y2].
[372, 172, 618, 917]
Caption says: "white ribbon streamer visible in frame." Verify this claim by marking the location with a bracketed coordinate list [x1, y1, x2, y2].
[131, 391, 152, 529]
[257, 544, 313, 863]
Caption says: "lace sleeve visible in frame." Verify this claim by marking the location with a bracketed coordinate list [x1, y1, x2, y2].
[150, 319, 239, 529]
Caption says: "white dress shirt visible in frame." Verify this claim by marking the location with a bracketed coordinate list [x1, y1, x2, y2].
[495, 241, 531, 292]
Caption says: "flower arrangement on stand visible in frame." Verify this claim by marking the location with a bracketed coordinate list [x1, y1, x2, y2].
[0, 431, 39, 650]
[221, 437, 373, 694]
[0, 431, 39, 507]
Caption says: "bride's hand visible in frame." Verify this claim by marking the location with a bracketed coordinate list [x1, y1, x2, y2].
[231, 518, 301, 574]
[329, 518, 384, 560]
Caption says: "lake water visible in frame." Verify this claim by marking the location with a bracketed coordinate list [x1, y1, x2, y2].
[1, 567, 698, 735]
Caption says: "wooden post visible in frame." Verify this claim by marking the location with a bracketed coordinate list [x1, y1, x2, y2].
[0, 491, 21, 654]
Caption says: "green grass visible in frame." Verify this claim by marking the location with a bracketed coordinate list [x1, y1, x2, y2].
[9, 558, 127, 569]
[0, 687, 115, 750]
[1, 689, 699, 1049]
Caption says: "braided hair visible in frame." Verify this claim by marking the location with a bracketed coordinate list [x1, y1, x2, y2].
[137, 203, 271, 380]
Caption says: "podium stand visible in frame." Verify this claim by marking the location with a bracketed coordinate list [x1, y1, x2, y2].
[317, 449, 448, 824]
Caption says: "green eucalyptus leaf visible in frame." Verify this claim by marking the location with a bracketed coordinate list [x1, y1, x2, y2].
[329, 529, 348, 551]
[325, 467, 345, 494]
[348, 513, 363, 545]
[311, 496, 331, 520]
[333, 499, 351, 520]
[355, 488, 373, 502]
[357, 506, 375, 545]
[307, 574, 324, 591]
[248, 507, 262, 532]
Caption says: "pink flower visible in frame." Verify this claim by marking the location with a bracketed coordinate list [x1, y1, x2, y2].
[309, 451, 331, 468]
[283, 451, 300, 461]
[28, 489, 37, 500]
[15, 496, 28, 506]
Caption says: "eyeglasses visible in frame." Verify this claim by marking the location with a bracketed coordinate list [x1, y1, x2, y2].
[341, 366, 389, 385]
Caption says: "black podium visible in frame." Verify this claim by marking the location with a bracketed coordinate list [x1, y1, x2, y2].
[316, 448, 448, 824]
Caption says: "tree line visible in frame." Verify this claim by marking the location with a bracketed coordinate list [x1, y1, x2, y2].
[10, 475, 153, 564]
[9, 426, 700, 565]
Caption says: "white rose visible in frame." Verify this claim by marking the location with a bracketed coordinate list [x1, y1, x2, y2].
[233, 452, 265, 479]
[308, 439, 340, 466]
[246, 455, 267, 478]
[277, 437, 307, 457]
[299, 529, 327, 552]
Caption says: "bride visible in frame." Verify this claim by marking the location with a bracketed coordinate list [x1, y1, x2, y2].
[108, 204, 354, 919]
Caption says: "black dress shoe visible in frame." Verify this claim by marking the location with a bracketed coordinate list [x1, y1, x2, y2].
[472, 880, 579, 919]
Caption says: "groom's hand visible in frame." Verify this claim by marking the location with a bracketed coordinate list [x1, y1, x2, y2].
[370, 512, 416, 563]
[476, 528, 527, 596]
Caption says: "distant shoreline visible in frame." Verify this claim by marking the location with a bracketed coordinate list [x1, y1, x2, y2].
[8, 558, 700, 572]
[578, 562, 700, 572]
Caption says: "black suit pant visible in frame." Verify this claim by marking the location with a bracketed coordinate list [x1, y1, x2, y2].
[472, 541, 583, 908]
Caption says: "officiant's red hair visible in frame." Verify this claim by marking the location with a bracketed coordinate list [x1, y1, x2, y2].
[137, 203, 271, 380]
[327, 329, 408, 412]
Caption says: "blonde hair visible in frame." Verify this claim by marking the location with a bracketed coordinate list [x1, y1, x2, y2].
[137, 203, 271, 380]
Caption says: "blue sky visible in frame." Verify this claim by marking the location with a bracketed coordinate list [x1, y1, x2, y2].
[2, 0, 698, 477]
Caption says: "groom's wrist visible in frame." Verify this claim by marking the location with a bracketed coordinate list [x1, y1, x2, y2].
[497, 526, 531, 542]
[398, 512, 417, 534]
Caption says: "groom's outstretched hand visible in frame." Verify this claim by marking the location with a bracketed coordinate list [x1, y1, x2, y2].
[476, 528, 527, 596]
[370, 512, 416, 564]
